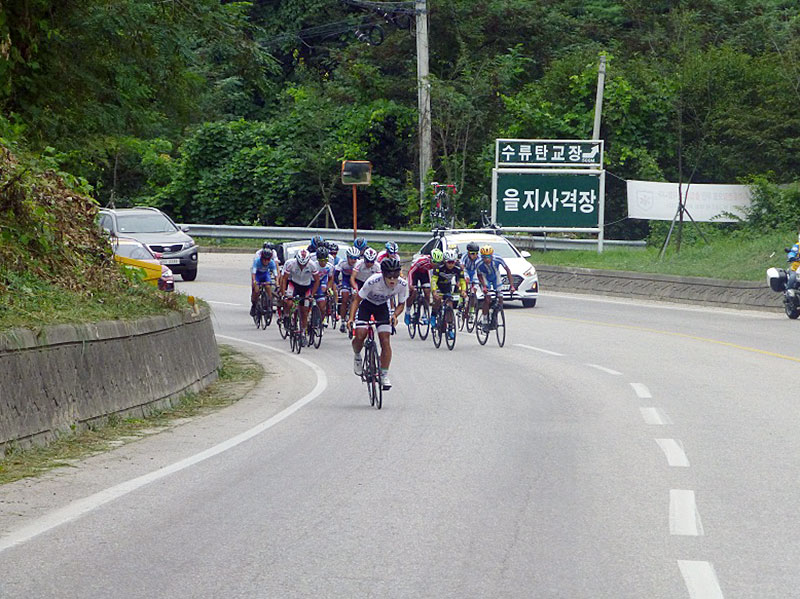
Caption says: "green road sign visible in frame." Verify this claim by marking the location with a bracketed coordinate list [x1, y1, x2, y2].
[495, 139, 603, 168]
[492, 169, 604, 229]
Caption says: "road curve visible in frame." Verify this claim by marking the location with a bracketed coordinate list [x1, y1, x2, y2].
[2, 252, 799, 598]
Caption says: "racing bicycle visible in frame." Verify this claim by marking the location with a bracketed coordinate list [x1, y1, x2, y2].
[406, 281, 430, 340]
[431, 292, 458, 350]
[253, 283, 273, 329]
[475, 290, 506, 347]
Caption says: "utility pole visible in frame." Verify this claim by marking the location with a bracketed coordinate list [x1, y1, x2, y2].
[592, 54, 606, 141]
[416, 0, 432, 224]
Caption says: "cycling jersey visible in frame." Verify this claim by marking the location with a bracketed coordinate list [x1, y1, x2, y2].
[359, 273, 410, 306]
[376, 250, 399, 263]
[251, 255, 278, 284]
[311, 259, 335, 298]
[353, 258, 381, 285]
[282, 258, 319, 287]
[432, 263, 466, 294]
[461, 253, 481, 281]
[477, 256, 509, 290]
[336, 260, 357, 288]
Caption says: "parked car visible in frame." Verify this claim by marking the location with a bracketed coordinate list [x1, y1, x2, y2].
[111, 237, 175, 292]
[98, 207, 198, 281]
[414, 230, 539, 307]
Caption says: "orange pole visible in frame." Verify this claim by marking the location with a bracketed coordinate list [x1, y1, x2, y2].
[352, 184, 358, 240]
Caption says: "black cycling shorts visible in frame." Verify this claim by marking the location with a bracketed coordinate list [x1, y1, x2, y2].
[355, 299, 392, 333]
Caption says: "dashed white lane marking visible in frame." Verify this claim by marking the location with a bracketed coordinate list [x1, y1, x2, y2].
[678, 560, 725, 598]
[670, 490, 704, 536]
[515, 343, 564, 356]
[207, 301, 243, 306]
[630, 382, 652, 398]
[640, 407, 671, 425]
[655, 438, 690, 467]
[585, 363, 622, 375]
[0, 335, 327, 554]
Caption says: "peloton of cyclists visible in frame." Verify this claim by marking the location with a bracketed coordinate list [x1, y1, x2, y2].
[279, 248, 321, 347]
[348, 257, 408, 390]
[476, 245, 515, 330]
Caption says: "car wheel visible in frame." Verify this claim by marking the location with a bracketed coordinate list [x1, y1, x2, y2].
[181, 268, 198, 281]
[522, 298, 537, 308]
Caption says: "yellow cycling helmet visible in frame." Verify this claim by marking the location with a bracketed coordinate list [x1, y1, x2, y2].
[479, 245, 494, 256]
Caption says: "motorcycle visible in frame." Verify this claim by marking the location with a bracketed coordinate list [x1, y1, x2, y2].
[766, 245, 800, 319]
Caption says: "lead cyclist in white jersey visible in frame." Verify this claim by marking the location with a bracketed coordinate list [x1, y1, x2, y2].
[348, 257, 408, 390]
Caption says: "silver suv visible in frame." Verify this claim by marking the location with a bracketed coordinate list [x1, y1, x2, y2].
[98, 207, 198, 281]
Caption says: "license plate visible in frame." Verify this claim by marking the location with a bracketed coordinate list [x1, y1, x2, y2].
[161, 259, 180, 265]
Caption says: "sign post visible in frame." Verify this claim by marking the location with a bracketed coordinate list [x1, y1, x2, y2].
[341, 160, 373, 240]
[492, 139, 605, 252]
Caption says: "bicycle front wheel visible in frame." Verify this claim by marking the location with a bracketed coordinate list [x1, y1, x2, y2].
[476, 310, 489, 345]
[277, 308, 288, 339]
[431, 309, 443, 348]
[311, 305, 323, 349]
[495, 307, 506, 347]
[263, 294, 273, 327]
[444, 305, 456, 351]
[417, 302, 430, 340]
[364, 342, 377, 407]
[465, 295, 477, 333]
[407, 303, 417, 339]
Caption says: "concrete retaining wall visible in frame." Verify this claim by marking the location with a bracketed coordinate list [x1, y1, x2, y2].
[537, 265, 781, 312]
[0, 307, 220, 453]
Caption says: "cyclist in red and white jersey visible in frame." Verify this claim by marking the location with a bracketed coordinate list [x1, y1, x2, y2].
[376, 241, 400, 263]
[404, 247, 441, 324]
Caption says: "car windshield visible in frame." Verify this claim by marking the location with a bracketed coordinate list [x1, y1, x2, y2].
[453, 239, 519, 259]
[115, 242, 155, 261]
[117, 213, 175, 234]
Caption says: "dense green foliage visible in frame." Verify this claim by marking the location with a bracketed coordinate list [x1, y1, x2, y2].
[2, 0, 800, 238]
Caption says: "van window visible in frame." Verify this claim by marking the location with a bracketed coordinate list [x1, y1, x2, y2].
[419, 238, 437, 255]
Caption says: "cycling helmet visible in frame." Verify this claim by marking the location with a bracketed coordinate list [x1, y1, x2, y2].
[346, 247, 360, 259]
[259, 249, 271, 261]
[443, 249, 458, 262]
[385, 241, 399, 254]
[309, 235, 324, 250]
[296, 249, 311, 266]
[479, 245, 495, 256]
[354, 237, 368, 251]
[363, 248, 378, 262]
[262, 242, 274, 251]
[466, 241, 480, 253]
[316, 247, 329, 261]
[327, 242, 339, 254]
[430, 248, 444, 263]
[381, 257, 402, 275]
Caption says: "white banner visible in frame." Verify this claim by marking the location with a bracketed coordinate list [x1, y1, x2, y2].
[627, 180, 751, 222]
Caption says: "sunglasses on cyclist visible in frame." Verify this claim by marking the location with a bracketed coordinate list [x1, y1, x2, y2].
[384, 272, 401, 280]
[468, 251, 478, 256]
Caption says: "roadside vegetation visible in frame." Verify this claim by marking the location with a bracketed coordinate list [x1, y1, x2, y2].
[0, 346, 265, 485]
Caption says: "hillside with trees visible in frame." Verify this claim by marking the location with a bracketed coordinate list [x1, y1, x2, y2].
[2, 0, 799, 240]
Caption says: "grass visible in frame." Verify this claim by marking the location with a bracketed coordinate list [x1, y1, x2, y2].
[526, 229, 792, 281]
[0, 270, 191, 332]
[0, 345, 265, 485]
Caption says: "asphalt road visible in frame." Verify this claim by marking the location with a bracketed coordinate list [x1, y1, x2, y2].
[2, 252, 800, 598]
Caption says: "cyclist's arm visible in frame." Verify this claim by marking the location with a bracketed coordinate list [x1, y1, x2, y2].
[458, 273, 467, 295]
[348, 293, 362, 324]
[431, 270, 440, 297]
[310, 272, 321, 298]
[279, 271, 287, 295]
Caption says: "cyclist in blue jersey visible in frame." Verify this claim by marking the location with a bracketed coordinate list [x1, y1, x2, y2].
[460, 241, 481, 291]
[250, 248, 278, 317]
[476, 245, 515, 329]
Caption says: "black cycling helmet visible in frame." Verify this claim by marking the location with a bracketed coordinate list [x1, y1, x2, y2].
[263, 241, 274, 251]
[259, 249, 271, 261]
[316, 247, 329, 261]
[327, 241, 339, 254]
[381, 257, 401, 274]
[466, 241, 480, 253]
[309, 235, 324, 250]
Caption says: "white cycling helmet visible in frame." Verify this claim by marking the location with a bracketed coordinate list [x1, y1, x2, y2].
[443, 249, 458, 262]
[363, 248, 378, 262]
[296, 249, 311, 266]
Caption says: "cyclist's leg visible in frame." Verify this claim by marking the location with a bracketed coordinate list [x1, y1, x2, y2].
[378, 331, 392, 369]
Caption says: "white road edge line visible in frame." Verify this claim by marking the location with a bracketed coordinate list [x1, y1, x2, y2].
[655, 438, 690, 467]
[678, 560, 725, 599]
[670, 489, 704, 536]
[586, 364, 622, 376]
[630, 382, 652, 398]
[515, 343, 564, 356]
[207, 301, 243, 306]
[640, 407, 671, 425]
[0, 335, 327, 554]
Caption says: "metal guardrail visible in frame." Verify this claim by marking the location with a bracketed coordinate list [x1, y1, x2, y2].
[181, 224, 646, 251]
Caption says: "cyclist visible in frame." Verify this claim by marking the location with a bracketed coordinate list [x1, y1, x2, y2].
[336, 247, 360, 332]
[353, 236, 369, 257]
[351, 247, 381, 290]
[377, 241, 400, 263]
[460, 241, 481, 291]
[327, 241, 341, 267]
[307, 235, 325, 253]
[348, 257, 408, 390]
[311, 246, 336, 327]
[431, 249, 467, 334]
[404, 247, 441, 324]
[250, 248, 278, 318]
[279, 249, 321, 347]
[476, 245, 515, 329]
